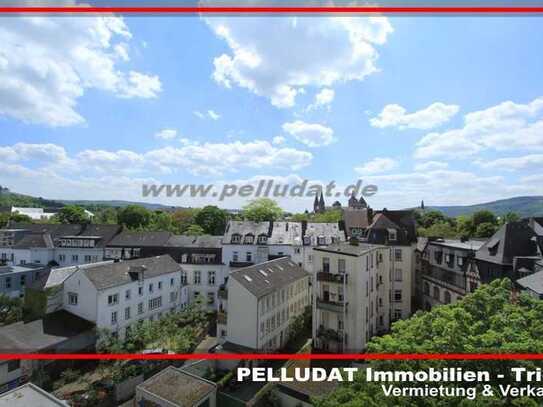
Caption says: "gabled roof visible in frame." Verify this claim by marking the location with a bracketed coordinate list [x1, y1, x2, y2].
[342, 208, 370, 230]
[476, 222, 538, 266]
[371, 210, 417, 242]
[108, 230, 173, 247]
[230, 257, 309, 298]
[268, 221, 303, 245]
[80, 255, 181, 291]
[223, 221, 271, 244]
[11, 233, 54, 249]
[368, 213, 401, 230]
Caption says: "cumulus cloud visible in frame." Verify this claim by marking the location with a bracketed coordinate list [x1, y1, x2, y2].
[206, 15, 393, 108]
[370, 102, 459, 130]
[0, 13, 161, 126]
[477, 154, 543, 171]
[355, 157, 398, 175]
[0, 143, 68, 163]
[272, 136, 286, 145]
[194, 110, 221, 120]
[413, 161, 449, 171]
[307, 88, 335, 111]
[154, 129, 178, 140]
[413, 97, 543, 160]
[282, 120, 336, 147]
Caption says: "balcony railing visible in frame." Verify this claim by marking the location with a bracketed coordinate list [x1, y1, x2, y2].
[217, 311, 227, 325]
[316, 272, 347, 284]
[316, 297, 347, 313]
[229, 261, 254, 268]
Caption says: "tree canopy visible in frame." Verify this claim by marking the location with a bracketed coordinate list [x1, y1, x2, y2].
[315, 279, 543, 406]
[242, 198, 283, 222]
[194, 206, 228, 235]
[117, 205, 152, 229]
[55, 205, 89, 224]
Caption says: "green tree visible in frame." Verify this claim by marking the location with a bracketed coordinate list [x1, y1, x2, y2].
[171, 208, 201, 234]
[94, 207, 118, 224]
[194, 206, 228, 235]
[475, 222, 498, 238]
[117, 205, 152, 229]
[312, 209, 342, 223]
[8, 213, 33, 223]
[472, 210, 497, 227]
[315, 279, 543, 406]
[418, 222, 457, 239]
[184, 224, 205, 235]
[149, 211, 175, 232]
[418, 210, 448, 229]
[242, 198, 283, 222]
[55, 205, 89, 224]
[501, 211, 520, 225]
[455, 215, 475, 238]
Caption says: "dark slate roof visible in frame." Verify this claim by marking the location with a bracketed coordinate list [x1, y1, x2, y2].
[81, 255, 181, 291]
[11, 233, 54, 249]
[0, 310, 95, 353]
[223, 221, 271, 244]
[108, 231, 173, 247]
[7, 223, 122, 248]
[138, 366, 216, 406]
[167, 235, 223, 248]
[517, 270, 543, 294]
[476, 222, 538, 266]
[229, 257, 309, 298]
[314, 242, 383, 257]
[368, 213, 400, 230]
[372, 209, 417, 243]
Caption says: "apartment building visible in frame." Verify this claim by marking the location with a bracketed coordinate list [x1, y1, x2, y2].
[312, 241, 391, 353]
[419, 238, 484, 310]
[58, 255, 187, 339]
[219, 257, 310, 352]
[0, 263, 47, 298]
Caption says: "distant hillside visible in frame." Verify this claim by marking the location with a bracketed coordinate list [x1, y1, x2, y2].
[0, 187, 64, 210]
[427, 196, 543, 218]
[57, 199, 182, 211]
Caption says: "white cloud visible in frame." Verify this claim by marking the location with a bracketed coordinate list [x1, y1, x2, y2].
[413, 161, 449, 171]
[154, 129, 178, 140]
[0, 13, 161, 126]
[355, 157, 398, 175]
[414, 97, 543, 160]
[0, 143, 68, 163]
[272, 136, 286, 145]
[307, 88, 335, 111]
[206, 15, 392, 108]
[282, 120, 336, 147]
[194, 110, 221, 120]
[370, 102, 459, 130]
[477, 154, 543, 171]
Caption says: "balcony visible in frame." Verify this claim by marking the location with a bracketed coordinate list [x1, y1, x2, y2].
[218, 287, 228, 300]
[316, 297, 347, 313]
[316, 272, 347, 284]
[316, 325, 343, 342]
[217, 311, 227, 325]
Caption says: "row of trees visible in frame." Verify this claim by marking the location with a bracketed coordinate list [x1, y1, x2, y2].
[315, 279, 543, 406]
[416, 209, 520, 239]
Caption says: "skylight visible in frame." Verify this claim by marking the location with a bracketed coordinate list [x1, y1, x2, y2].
[259, 269, 268, 277]
[244, 275, 253, 282]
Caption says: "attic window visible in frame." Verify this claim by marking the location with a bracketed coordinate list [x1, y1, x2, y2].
[388, 229, 397, 241]
[303, 236, 311, 246]
[257, 234, 268, 244]
[243, 275, 253, 282]
[244, 234, 255, 244]
[259, 270, 268, 277]
[317, 236, 326, 246]
[487, 239, 500, 255]
[231, 234, 241, 244]
[276, 265, 284, 271]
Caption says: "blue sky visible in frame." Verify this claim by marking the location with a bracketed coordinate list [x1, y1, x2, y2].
[1, 15, 543, 211]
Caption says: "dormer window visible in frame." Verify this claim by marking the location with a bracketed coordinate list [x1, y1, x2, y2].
[303, 236, 311, 246]
[244, 234, 255, 244]
[388, 229, 397, 241]
[317, 236, 326, 246]
[457, 257, 464, 267]
[257, 234, 268, 244]
[487, 238, 500, 256]
[231, 234, 241, 244]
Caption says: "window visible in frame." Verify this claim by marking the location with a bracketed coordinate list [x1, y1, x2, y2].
[394, 290, 402, 302]
[246, 252, 252, 262]
[170, 277, 174, 287]
[303, 236, 311, 245]
[394, 268, 403, 281]
[72, 254, 79, 262]
[111, 311, 118, 324]
[244, 234, 254, 244]
[84, 255, 91, 262]
[233, 252, 239, 262]
[457, 257, 465, 267]
[317, 236, 326, 246]
[393, 309, 402, 321]
[231, 234, 241, 244]
[388, 229, 397, 241]
[208, 271, 216, 285]
[59, 254, 66, 262]
[181, 271, 187, 285]
[194, 271, 201, 285]
[149, 296, 162, 310]
[207, 292, 215, 305]
[170, 291, 178, 303]
[433, 286, 440, 300]
[338, 259, 346, 273]
[322, 257, 330, 273]
[444, 291, 452, 304]
[394, 249, 402, 261]
[108, 293, 119, 306]
[20, 275, 25, 286]
[125, 289, 131, 300]
[5, 277, 11, 289]
[158, 281, 163, 290]
[149, 283, 154, 293]
[423, 282, 430, 295]
[7, 360, 20, 372]
[138, 286, 143, 296]
[68, 292, 78, 305]
[125, 307, 131, 320]
[257, 234, 268, 244]
[138, 302, 144, 314]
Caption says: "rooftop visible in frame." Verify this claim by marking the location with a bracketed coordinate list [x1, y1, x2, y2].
[0, 310, 95, 353]
[138, 366, 216, 407]
[428, 239, 486, 251]
[230, 257, 309, 298]
[223, 221, 271, 244]
[0, 264, 47, 275]
[108, 230, 173, 247]
[80, 255, 181, 291]
[476, 222, 539, 265]
[167, 235, 223, 248]
[517, 270, 543, 295]
[0, 383, 69, 407]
